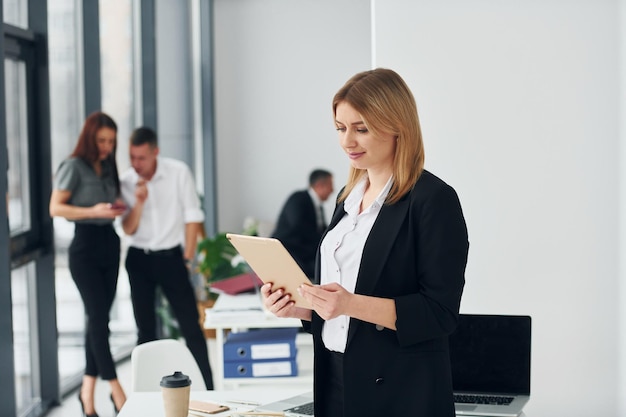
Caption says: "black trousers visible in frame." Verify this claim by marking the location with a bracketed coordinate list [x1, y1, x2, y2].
[317, 349, 345, 417]
[125, 246, 214, 389]
[69, 223, 120, 380]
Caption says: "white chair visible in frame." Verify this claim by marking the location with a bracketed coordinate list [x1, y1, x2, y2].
[130, 339, 207, 392]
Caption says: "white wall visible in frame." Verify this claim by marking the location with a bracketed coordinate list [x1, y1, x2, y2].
[213, 1, 625, 415]
[374, 1, 623, 415]
[617, 0, 626, 415]
[213, 0, 371, 233]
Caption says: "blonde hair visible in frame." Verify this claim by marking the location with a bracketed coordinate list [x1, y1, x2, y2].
[333, 68, 424, 205]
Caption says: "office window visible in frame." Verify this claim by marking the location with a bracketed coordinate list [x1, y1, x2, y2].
[100, 0, 135, 171]
[47, 1, 87, 388]
[3, 3, 58, 415]
[12, 262, 39, 414]
[48, 0, 81, 173]
[5, 57, 31, 236]
[4, 31, 44, 412]
[98, 0, 136, 347]
[48, 0, 137, 392]
[3, 0, 28, 28]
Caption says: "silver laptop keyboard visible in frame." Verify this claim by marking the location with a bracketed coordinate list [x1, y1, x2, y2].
[454, 394, 514, 405]
[285, 401, 315, 415]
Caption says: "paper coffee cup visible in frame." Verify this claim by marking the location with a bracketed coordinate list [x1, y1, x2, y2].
[160, 371, 191, 417]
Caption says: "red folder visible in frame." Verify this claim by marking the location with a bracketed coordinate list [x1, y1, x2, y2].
[209, 272, 264, 295]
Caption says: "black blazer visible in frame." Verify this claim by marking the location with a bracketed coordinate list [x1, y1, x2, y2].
[306, 170, 469, 417]
[272, 189, 324, 279]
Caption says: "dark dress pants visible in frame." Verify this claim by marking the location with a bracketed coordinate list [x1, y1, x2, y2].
[125, 247, 214, 389]
[69, 223, 120, 380]
[316, 349, 345, 417]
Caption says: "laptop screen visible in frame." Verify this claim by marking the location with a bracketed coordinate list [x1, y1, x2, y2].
[449, 314, 531, 395]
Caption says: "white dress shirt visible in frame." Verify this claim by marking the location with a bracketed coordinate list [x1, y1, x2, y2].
[319, 175, 393, 352]
[120, 156, 204, 250]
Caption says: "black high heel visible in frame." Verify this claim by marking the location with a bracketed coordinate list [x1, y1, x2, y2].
[110, 394, 121, 416]
[77, 390, 99, 417]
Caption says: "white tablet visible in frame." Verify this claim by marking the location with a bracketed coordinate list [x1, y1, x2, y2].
[225, 233, 313, 308]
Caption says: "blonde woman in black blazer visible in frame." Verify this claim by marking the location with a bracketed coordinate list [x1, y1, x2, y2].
[262, 68, 469, 417]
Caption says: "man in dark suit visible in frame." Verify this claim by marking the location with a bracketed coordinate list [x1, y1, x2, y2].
[272, 169, 334, 280]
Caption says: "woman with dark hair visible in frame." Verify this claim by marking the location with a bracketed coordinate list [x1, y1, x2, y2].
[50, 111, 127, 416]
[262, 68, 469, 417]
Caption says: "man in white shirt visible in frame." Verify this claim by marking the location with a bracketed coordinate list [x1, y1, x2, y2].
[120, 126, 213, 389]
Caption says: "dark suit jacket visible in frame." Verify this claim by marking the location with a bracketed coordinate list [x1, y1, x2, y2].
[272, 189, 324, 279]
[305, 170, 469, 417]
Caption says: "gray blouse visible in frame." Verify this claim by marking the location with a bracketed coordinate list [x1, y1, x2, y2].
[53, 157, 118, 225]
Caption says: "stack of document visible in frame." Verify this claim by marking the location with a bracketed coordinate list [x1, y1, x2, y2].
[223, 328, 299, 378]
[204, 293, 267, 324]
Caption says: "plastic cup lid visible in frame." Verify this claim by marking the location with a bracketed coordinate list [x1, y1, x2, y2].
[160, 371, 191, 388]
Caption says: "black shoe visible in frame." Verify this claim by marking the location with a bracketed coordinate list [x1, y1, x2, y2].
[77, 390, 99, 417]
[110, 394, 120, 416]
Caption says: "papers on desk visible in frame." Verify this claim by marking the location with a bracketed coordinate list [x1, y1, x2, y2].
[204, 293, 269, 324]
[213, 293, 264, 311]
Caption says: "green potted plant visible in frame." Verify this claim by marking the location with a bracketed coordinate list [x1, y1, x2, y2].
[194, 220, 259, 337]
[196, 232, 249, 297]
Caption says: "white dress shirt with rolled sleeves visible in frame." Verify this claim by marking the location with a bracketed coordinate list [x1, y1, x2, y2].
[319, 175, 393, 353]
[120, 156, 204, 251]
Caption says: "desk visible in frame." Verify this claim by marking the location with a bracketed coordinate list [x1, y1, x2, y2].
[204, 293, 313, 389]
[117, 387, 310, 417]
[118, 389, 529, 417]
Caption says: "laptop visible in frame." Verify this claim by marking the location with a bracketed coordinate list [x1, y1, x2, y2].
[257, 314, 531, 417]
[450, 314, 532, 417]
[257, 391, 315, 417]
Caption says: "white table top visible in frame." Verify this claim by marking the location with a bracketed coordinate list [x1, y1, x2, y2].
[118, 387, 310, 417]
[119, 388, 530, 417]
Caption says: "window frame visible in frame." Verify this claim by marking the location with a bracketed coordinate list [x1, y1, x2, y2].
[4, 24, 48, 267]
[1, 15, 58, 416]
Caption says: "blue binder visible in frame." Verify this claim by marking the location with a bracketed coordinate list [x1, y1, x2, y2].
[223, 327, 298, 361]
[224, 358, 298, 378]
